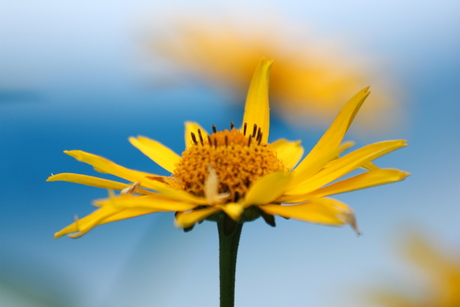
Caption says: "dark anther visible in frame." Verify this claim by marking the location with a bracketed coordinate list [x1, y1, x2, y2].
[214, 138, 218, 148]
[247, 136, 252, 147]
[230, 122, 234, 129]
[244, 178, 250, 187]
[252, 124, 258, 137]
[257, 132, 263, 145]
[212, 124, 217, 133]
[197, 129, 204, 145]
[207, 135, 212, 146]
[243, 123, 247, 135]
[257, 127, 261, 139]
[234, 191, 239, 202]
[190, 132, 198, 145]
[225, 135, 228, 147]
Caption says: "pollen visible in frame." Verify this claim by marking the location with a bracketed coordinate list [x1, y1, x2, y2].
[173, 124, 285, 202]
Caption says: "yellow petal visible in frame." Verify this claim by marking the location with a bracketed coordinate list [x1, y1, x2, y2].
[64, 150, 159, 189]
[281, 168, 410, 202]
[174, 207, 221, 229]
[294, 87, 370, 176]
[101, 208, 162, 225]
[154, 185, 209, 205]
[184, 121, 209, 148]
[260, 197, 359, 234]
[308, 168, 410, 198]
[242, 58, 273, 143]
[129, 136, 180, 173]
[220, 203, 244, 221]
[362, 161, 379, 171]
[244, 172, 292, 207]
[288, 140, 407, 194]
[46, 173, 155, 195]
[54, 205, 160, 239]
[63, 150, 208, 204]
[270, 139, 304, 169]
[95, 194, 199, 211]
[291, 141, 355, 186]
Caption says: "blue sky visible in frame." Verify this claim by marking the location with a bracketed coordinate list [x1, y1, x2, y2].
[1, 1, 459, 306]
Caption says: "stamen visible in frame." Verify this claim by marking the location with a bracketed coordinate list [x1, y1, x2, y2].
[191, 132, 198, 145]
[243, 123, 247, 135]
[252, 124, 258, 137]
[257, 127, 261, 140]
[212, 124, 217, 133]
[213, 138, 218, 148]
[257, 132, 263, 145]
[197, 129, 204, 145]
[230, 122, 234, 129]
[248, 136, 252, 147]
[207, 135, 212, 146]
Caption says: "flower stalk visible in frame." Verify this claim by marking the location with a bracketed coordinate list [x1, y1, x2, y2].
[218, 218, 243, 307]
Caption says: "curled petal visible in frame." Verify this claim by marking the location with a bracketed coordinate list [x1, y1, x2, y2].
[260, 197, 360, 234]
[121, 182, 141, 195]
[205, 165, 221, 204]
[129, 136, 180, 173]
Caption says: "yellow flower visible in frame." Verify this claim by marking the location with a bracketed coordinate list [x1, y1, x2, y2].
[149, 18, 402, 130]
[49, 59, 408, 239]
[369, 234, 460, 307]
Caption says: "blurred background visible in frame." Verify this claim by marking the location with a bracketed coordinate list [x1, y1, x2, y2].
[1, 1, 459, 306]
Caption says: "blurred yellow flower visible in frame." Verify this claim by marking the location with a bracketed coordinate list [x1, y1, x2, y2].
[370, 234, 460, 307]
[49, 59, 408, 238]
[147, 18, 402, 130]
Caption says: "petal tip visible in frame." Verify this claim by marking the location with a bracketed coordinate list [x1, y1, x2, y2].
[53, 232, 62, 239]
[46, 174, 55, 182]
[400, 171, 411, 179]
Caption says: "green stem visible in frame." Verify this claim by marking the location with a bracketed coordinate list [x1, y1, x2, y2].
[218, 220, 243, 307]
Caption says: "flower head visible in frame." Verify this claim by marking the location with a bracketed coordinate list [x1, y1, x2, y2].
[49, 59, 408, 238]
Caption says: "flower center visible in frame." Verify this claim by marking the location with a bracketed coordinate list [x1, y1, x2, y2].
[173, 124, 285, 203]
